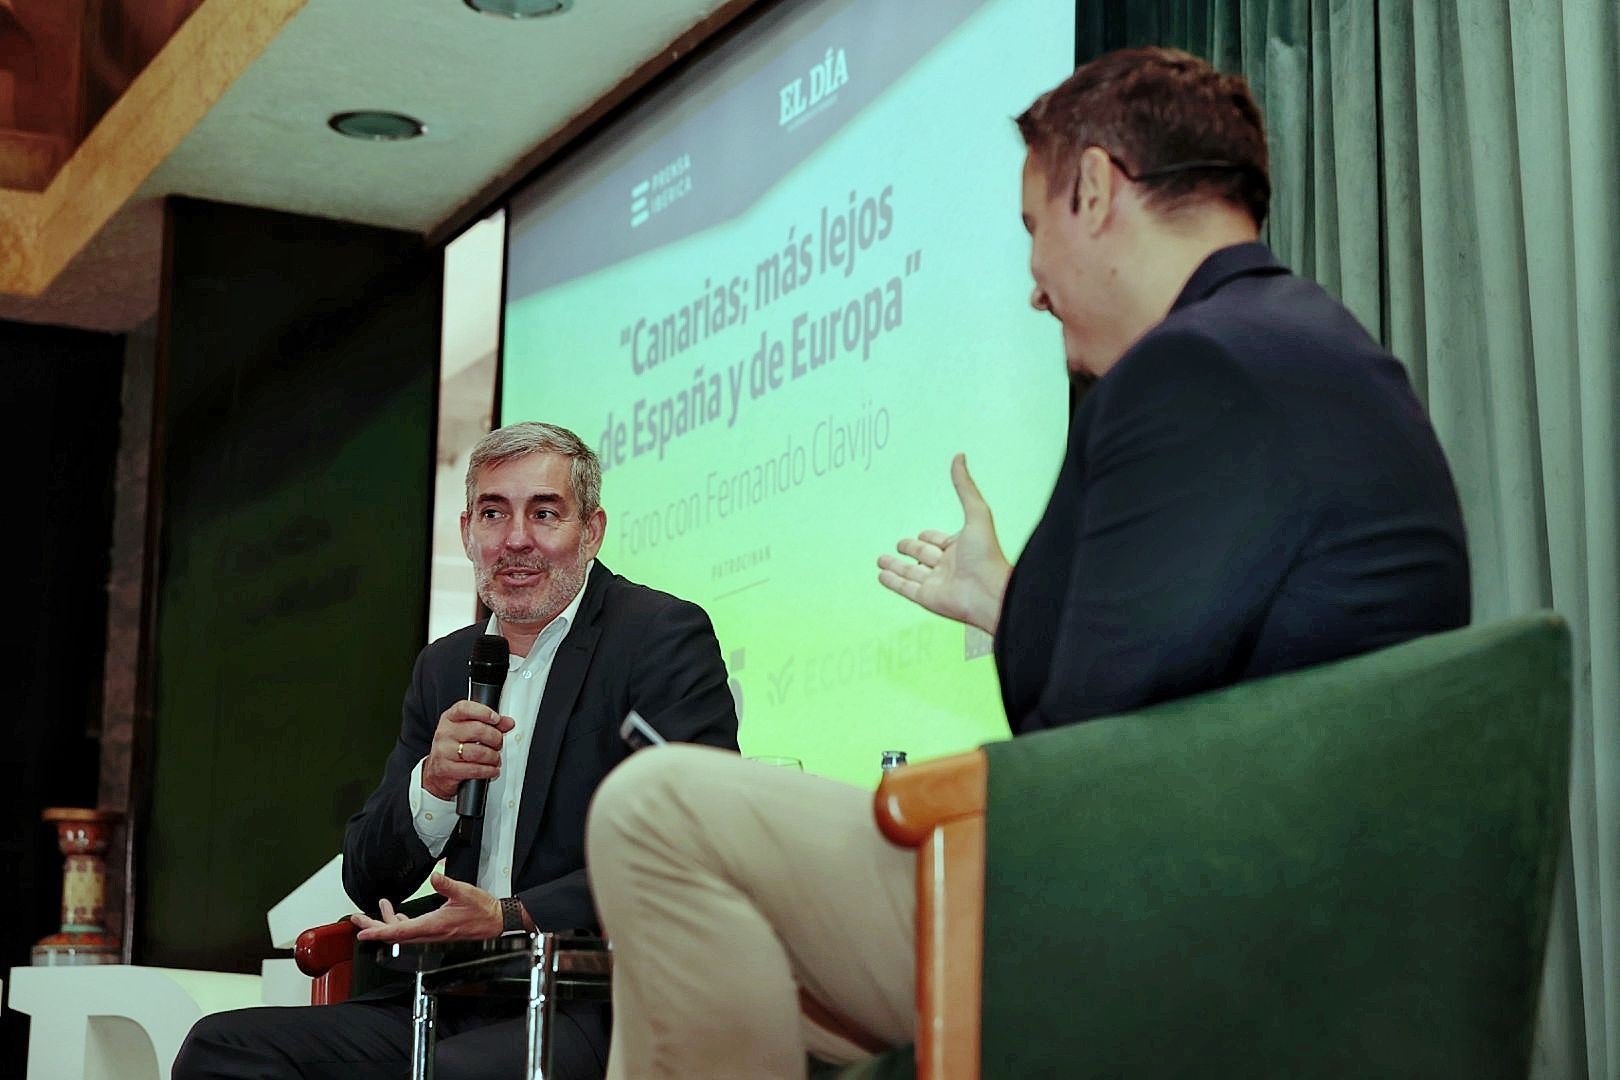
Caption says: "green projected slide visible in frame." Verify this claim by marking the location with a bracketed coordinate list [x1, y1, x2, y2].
[503, 0, 1074, 784]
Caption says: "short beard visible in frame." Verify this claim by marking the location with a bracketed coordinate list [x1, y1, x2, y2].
[475, 553, 588, 628]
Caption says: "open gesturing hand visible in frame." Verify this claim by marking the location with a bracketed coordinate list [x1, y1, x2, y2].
[351, 873, 508, 943]
[876, 453, 1011, 636]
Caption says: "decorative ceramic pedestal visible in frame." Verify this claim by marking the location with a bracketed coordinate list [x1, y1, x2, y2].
[33, 807, 123, 966]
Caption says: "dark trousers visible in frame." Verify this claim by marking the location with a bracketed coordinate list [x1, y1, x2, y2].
[171, 992, 609, 1080]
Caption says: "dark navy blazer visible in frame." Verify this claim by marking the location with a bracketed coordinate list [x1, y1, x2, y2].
[995, 243, 1470, 733]
[342, 563, 739, 930]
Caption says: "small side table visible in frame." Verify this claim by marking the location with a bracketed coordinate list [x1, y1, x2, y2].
[376, 932, 612, 1080]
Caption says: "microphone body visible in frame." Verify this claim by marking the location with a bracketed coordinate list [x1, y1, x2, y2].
[456, 633, 510, 821]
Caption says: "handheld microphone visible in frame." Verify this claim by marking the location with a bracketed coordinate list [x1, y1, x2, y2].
[456, 633, 510, 822]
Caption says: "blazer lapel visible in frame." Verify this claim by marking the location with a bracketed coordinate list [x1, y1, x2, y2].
[510, 571, 608, 878]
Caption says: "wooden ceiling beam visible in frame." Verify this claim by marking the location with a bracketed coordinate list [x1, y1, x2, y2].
[0, 0, 304, 298]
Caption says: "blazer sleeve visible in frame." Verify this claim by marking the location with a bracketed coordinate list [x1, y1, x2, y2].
[341, 644, 444, 913]
[624, 595, 740, 751]
[514, 868, 592, 934]
[1017, 329, 1313, 731]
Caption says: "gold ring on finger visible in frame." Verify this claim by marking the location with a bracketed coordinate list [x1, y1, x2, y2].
[457, 743, 464, 760]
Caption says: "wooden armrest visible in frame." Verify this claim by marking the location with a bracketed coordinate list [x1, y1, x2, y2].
[874, 748, 987, 1080]
[874, 748, 987, 847]
[295, 918, 359, 1005]
[295, 918, 359, 977]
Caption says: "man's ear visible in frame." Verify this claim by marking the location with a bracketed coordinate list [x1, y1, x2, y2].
[460, 510, 473, 559]
[1074, 145, 1117, 234]
[581, 507, 607, 560]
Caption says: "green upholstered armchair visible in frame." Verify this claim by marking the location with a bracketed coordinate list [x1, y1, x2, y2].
[843, 614, 1572, 1080]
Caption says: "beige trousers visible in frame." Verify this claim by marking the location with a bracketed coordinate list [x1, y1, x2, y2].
[585, 744, 916, 1078]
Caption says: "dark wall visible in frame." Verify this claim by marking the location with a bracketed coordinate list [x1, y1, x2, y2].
[0, 320, 122, 1079]
[137, 198, 441, 971]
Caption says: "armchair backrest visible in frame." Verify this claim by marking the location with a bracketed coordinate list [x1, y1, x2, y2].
[979, 614, 1571, 1078]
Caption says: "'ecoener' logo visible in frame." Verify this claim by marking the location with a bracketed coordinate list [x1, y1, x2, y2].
[779, 46, 849, 130]
[630, 153, 694, 228]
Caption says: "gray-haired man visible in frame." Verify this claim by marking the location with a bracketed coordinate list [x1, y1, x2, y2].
[175, 421, 739, 1079]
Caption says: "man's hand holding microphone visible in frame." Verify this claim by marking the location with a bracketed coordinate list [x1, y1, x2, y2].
[354, 634, 520, 944]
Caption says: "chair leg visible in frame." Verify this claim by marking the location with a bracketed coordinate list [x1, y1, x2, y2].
[411, 970, 437, 1080]
[526, 932, 557, 1080]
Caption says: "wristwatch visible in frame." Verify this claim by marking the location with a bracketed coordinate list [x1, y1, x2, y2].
[500, 896, 526, 934]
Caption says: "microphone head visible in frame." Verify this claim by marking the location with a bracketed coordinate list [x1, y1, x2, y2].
[469, 633, 510, 684]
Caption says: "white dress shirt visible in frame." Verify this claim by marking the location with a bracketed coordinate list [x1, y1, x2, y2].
[406, 562, 593, 899]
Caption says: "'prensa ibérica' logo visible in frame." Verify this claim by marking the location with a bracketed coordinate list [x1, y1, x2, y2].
[630, 153, 693, 228]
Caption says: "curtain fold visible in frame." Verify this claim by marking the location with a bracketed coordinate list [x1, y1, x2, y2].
[1078, 2, 1619, 1075]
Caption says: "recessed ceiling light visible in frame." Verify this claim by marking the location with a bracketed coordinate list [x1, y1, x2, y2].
[328, 111, 427, 141]
[463, 0, 572, 18]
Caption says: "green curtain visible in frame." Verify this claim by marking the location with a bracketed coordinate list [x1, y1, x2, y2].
[1079, 3, 1619, 1076]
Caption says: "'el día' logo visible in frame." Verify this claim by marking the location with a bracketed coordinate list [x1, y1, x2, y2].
[779, 46, 850, 131]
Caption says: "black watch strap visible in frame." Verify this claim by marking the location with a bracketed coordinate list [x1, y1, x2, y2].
[500, 896, 526, 934]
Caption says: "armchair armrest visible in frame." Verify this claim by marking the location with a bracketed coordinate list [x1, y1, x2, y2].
[294, 918, 359, 1005]
[873, 749, 987, 1080]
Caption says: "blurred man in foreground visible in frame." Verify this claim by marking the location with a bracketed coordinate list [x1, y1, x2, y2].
[585, 47, 1469, 1077]
[175, 422, 738, 1079]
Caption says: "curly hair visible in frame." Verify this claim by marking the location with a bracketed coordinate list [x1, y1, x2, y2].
[1017, 47, 1270, 227]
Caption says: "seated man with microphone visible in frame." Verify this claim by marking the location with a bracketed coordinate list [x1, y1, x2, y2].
[174, 421, 740, 1080]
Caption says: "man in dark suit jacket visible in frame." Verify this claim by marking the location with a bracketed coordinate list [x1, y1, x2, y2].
[584, 48, 1469, 1078]
[341, 565, 737, 935]
[880, 52, 1470, 720]
[987, 237, 1470, 731]
[175, 422, 738, 1080]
